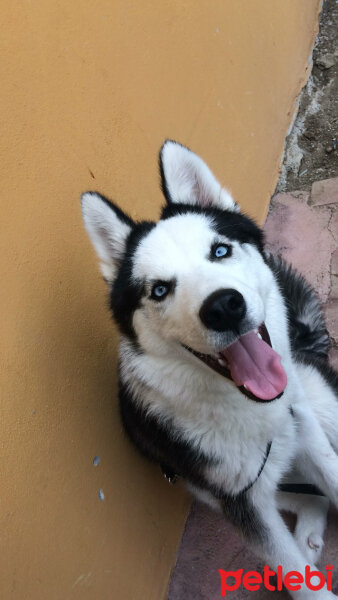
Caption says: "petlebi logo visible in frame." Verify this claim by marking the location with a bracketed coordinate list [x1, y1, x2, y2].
[219, 564, 334, 595]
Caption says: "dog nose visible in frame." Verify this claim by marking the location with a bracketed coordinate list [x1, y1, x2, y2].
[199, 289, 246, 331]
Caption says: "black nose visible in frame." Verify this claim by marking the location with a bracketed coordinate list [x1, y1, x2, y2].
[199, 288, 246, 332]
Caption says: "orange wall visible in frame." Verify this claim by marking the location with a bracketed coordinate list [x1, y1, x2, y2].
[0, 2, 320, 599]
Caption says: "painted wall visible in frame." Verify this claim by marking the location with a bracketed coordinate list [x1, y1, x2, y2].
[0, 1, 320, 598]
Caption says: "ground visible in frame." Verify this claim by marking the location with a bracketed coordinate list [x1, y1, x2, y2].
[277, 0, 338, 192]
[168, 179, 338, 599]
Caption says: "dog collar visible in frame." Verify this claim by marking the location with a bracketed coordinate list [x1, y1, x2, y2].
[278, 482, 324, 496]
[239, 440, 272, 495]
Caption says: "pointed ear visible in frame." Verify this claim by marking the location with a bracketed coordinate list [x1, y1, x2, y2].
[159, 140, 239, 212]
[81, 192, 134, 284]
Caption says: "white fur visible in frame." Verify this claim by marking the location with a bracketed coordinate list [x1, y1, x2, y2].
[160, 140, 238, 212]
[81, 192, 132, 283]
[131, 215, 273, 356]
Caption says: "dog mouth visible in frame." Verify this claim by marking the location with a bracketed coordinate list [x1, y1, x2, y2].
[183, 324, 287, 402]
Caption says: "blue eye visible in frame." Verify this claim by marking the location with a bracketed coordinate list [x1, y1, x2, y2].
[151, 281, 170, 301]
[154, 285, 167, 297]
[212, 243, 231, 259]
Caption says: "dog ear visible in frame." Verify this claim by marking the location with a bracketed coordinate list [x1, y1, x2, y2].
[81, 192, 134, 284]
[159, 140, 239, 212]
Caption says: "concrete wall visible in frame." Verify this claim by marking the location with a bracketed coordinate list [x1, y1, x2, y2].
[0, 1, 320, 598]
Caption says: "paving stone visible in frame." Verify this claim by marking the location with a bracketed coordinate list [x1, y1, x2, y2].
[329, 348, 338, 371]
[311, 177, 338, 206]
[329, 210, 338, 242]
[332, 249, 338, 276]
[265, 192, 335, 301]
[330, 275, 338, 299]
[169, 501, 338, 599]
[324, 299, 338, 344]
[168, 501, 292, 600]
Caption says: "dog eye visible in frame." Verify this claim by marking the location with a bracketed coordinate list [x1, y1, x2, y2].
[151, 282, 170, 301]
[211, 243, 232, 259]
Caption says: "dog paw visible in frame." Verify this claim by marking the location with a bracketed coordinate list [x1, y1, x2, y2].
[294, 496, 329, 565]
[307, 532, 323, 551]
[295, 530, 325, 565]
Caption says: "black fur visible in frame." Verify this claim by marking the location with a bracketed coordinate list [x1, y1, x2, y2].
[89, 191, 135, 228]
[119, 377, 218, 491]
[278, 483, 324, 496]
[161, 203, 265, 255]
[111, 221, 155, 340]
[222, 493, 269, 543]
[158, 139, 180, 203]
[266, 254, 330, 360]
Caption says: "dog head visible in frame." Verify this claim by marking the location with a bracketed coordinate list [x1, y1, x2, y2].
[81, 141, 287, 401]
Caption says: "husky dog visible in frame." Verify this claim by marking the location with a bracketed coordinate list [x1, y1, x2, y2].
[81, 141, 338, 599]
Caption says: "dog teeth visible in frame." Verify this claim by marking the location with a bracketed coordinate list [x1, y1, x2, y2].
[244, 384, 248, 390]
[218, 358, 226, 367]
[257, 333, 262, 340]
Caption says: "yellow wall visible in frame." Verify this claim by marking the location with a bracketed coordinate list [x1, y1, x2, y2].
[0, 2, 320, 599]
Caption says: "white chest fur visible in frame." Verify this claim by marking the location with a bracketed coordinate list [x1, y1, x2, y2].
[120, 338, 299, 496]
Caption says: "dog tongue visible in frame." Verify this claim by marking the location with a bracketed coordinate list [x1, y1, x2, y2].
[222, 331, 287, 400]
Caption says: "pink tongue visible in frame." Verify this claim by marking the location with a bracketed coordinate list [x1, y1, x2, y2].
[222, 331, 287, 401]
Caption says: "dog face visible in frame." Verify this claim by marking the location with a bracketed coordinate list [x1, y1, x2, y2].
[81, 141, 287, 402]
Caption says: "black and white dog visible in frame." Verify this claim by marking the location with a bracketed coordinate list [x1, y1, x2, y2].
[82, 141, 338, 599]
